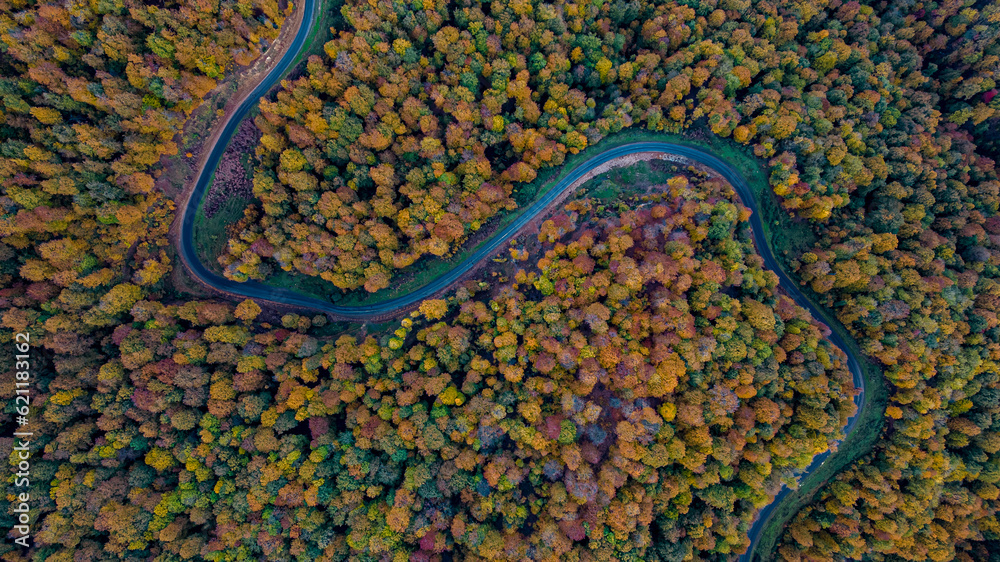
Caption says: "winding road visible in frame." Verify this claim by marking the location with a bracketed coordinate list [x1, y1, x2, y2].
[175, 1, 867, 559]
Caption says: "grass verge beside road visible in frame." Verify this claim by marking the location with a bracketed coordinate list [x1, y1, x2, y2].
[286, 0, 342, 70]
[191, 187, 250, 277]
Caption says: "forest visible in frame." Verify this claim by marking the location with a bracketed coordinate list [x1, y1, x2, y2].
[1, 0, 999, 559]
[10, 165, 862, 559]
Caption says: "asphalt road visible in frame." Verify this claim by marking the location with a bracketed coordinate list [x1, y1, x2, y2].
[176, 3, 866, 558]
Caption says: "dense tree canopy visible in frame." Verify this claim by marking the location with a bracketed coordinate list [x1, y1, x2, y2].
[220, 0, 998, 298]
[1, 0, 1000, 559]
[2, 171, 858, 559]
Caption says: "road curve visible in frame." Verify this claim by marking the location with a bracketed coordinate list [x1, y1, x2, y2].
[176, 0, 319, 306]
[176, 4, 866, 559]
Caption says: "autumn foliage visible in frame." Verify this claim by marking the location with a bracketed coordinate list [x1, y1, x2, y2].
[1, 0, 1000, 558]
[2, 164, 858, 559]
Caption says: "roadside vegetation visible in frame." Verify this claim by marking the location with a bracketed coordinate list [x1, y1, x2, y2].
[3, 0, 999, 558]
